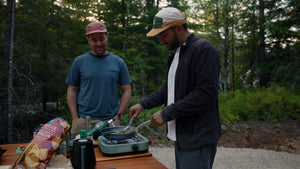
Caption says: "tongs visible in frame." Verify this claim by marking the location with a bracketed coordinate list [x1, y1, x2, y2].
[122, 115, 134, 131]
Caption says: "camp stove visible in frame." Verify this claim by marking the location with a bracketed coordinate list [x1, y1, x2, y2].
[98, 133, 149, 156]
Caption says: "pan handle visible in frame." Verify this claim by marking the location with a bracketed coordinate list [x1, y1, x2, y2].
[135, 120, 151, 132]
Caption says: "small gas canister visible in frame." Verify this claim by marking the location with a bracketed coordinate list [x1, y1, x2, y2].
[87, 119, 114, 139]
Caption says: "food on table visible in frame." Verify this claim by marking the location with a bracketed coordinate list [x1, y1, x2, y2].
[12, 117, 70, 169]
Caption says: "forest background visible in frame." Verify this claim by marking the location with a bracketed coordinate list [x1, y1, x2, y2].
[0, 0, 299, 144]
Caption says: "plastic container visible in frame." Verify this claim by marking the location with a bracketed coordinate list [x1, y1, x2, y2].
[58, 141, 67, 156]
[65, 132, 70, 152]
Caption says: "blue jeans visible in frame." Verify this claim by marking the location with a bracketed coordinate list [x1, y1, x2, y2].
[175, 142, 217, 169]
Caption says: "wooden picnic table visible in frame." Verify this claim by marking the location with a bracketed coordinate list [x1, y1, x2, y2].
[0, 143, 167, 169]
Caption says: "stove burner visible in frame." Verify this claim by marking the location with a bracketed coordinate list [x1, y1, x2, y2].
[103, 135, 147, 144]
[98, 134, 149, 156]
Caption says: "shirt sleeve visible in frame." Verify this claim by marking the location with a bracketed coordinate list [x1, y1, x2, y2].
[65, 58, 81, 87]
[119, 60, 132, 86]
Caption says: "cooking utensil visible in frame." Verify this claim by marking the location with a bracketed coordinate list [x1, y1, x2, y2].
[122, 115, 134, 131]
[101, 120, 151, 140]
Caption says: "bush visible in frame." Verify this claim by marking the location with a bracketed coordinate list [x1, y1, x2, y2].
[219, 84, 300, 124]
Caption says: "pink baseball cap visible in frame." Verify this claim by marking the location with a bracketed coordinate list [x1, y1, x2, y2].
[86, 22, 107, 35]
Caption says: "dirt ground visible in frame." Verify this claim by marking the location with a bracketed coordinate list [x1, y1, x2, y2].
[143, 121, 300, 154]
[218, 121, 300, 154]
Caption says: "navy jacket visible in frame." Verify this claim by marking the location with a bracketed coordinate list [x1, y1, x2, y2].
[139, 33, 221, 151]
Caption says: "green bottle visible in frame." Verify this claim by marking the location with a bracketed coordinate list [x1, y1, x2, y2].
[80, 129, 87, 139]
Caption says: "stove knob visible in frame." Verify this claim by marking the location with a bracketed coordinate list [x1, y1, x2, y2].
[132, 144, 139, 151]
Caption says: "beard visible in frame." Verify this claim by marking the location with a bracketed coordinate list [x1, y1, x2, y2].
[92, 46, 107, 56]
[168, 32, 180, 51]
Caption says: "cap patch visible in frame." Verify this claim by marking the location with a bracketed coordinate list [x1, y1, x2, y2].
[153, 16, 163, 29]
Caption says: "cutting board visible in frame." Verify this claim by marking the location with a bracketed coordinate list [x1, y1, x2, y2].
[94, 147, 152, 162]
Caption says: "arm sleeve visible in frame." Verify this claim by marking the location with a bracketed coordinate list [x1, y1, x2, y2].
[138, 83, 167, 110]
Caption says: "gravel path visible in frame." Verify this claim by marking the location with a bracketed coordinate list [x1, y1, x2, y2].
[149, 146, 300, 169]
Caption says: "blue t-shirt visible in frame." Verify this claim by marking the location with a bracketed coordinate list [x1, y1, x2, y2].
[65, 51, 131, 120]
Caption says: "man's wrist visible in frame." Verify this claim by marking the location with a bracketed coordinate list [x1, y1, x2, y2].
[117, 113, 122, 119]
[137, 102, 145, 110]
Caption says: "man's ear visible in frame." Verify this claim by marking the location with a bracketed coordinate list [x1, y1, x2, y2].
[176, 24, 184, 33]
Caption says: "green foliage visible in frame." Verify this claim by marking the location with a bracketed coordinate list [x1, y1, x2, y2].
[219, 84, 300, 124]
[192, 0, 299, 89]
[220, 124, 228, 133]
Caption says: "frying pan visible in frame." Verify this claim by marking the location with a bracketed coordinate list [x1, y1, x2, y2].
[101, 120, 150, 140]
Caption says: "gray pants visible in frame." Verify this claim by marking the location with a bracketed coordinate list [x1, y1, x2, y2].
[175, 142, 217, 169]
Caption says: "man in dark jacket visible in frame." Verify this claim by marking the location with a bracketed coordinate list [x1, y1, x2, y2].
[129, 7, 221, 169]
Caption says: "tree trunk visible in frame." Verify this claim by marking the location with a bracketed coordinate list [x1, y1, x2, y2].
[250, 0, 258, 87]
[4, 0, 15, 143]
[258, 0, 266, 86]
[231, 23, 235, 91]
[223, 0, 229, 93]
[215, 0, 221, 43]
[122, 0, 129, 50]
[214, 0, 223, 92]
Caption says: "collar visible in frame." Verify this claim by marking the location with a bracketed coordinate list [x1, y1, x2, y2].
[90, 51, 109, 58]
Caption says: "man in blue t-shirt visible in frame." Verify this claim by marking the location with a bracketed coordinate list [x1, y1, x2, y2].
[66, 21, 131, 138]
